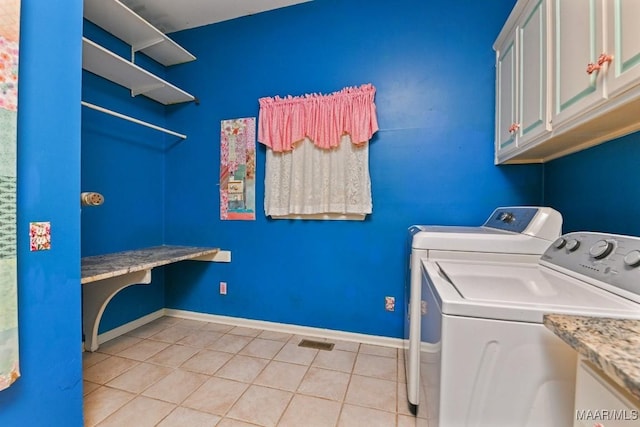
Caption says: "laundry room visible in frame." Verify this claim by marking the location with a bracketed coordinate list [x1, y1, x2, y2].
[2, 0, 640, 425]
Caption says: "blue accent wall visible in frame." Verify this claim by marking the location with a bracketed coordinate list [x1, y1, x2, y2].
[0, 1, 84, 425]
[77, 0, 544, 341]
[81, 22, 169, 332]
[160, 0, 541, 338]
[544, 131, 640, 236]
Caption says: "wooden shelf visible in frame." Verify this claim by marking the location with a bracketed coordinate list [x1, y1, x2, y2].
[82, 37, 195, 105]
[83, 0, 195, 67]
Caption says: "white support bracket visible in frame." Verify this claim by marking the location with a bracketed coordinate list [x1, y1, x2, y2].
[193, 250, 231, 263]
[83, 269, 152, 352]
[132, 37, 164, 53]
[131, 82, 166, 97]
[131, 38, 164, 63]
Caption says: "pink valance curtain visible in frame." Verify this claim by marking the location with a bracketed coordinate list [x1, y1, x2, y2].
[258, 83, 379, 152]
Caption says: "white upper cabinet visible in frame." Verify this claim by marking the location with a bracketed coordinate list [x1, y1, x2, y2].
[495, 29, 518, 155]
[495, 0, 551, 163]
[551, 0, 605, 127]
[604, 0, 640, 98]
[518, 0, 551, 146]
[495, 0, 640, 164]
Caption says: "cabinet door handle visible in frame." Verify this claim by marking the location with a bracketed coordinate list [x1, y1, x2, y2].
[586, 53, 613, 75]
[597, 53, 613, 66]
[508, 123, 520, 133]
[586, 62, 601, 74]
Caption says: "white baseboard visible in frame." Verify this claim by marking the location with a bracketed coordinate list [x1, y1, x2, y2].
[94, 308, 404, 350]
[165, 309, 404, 349]
[96, 309, 165, 345]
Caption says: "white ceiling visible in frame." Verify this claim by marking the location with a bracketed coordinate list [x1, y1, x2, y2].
[119, 0, 312, 33]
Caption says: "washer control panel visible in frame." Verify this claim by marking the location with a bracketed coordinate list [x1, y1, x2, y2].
[483, 206, 562, 239]
[483, 207, 538, 232]
[542, 232, 640, 297]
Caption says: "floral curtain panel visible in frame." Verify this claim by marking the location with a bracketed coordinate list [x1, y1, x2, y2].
[0, 0, 20, 391]
[258, 84, 378, 218]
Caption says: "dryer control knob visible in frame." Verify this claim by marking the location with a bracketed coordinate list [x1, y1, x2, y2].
[589, 240, 614, 259]
[566, 239, 580, 252]
[552, 238, 566, 249]
[624, 250, 640, 267]
[499, 212, 515, 223]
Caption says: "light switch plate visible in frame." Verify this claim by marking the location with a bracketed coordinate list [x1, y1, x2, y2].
[30, 221, 51, 251]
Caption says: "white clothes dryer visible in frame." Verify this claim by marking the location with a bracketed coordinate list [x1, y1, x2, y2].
[421, 231, 640, 427]
[405, 206, 563, 414]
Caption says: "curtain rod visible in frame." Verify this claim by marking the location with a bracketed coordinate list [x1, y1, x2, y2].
[81, 101, 187, 140]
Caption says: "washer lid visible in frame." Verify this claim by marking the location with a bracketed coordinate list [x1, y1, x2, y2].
[423, 259, 640, 323]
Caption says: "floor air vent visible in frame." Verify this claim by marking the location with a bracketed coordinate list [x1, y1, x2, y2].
[298, 339, 334, 351]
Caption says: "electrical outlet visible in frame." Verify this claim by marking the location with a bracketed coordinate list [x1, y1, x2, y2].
[219, 281, 227, 295]
[385, 296, 395, 312]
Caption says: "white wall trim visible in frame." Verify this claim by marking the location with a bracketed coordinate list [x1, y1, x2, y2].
[96, 309, 165, 345]
[165, 309, 404, 349]
[93, 308, 403, 350]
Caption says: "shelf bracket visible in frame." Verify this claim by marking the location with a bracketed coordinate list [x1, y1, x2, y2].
[133, 37, 164, 53]
[192, 250, 231, 263]
[131, 38, 164, 64]
[82, 269, 152, 352]
[131, 82, 166, 97]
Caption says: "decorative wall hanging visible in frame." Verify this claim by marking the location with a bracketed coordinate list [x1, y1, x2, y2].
[220, 117, 256, 220]
[0, 0, 21, 391]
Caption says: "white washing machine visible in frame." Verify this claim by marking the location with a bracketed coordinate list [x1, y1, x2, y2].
[421, 231, 640, 426]
[405, 206, 563, 414]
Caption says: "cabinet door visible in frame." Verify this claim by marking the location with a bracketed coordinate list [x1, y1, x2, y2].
[605, 0, 640, 97]
[496, 30, 518, 156]
[519, 0, 551, 145]
[552, 0, 605, 126]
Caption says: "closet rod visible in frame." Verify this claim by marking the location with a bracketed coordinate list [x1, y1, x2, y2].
[81, 101, 187, 139]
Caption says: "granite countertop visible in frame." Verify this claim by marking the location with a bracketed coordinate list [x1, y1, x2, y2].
[544, 314, 640, 401]
[81, 245, 219, 284]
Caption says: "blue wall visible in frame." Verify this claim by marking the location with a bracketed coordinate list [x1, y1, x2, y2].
[79, 0, 544, 340]
[81, 22, 169, 332]
[158, 0, 541, 338]
[0, 1, 84, 425]
[544, 131, 640, 235]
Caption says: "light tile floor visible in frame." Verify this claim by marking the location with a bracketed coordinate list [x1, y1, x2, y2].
[83, 316, 420, 427]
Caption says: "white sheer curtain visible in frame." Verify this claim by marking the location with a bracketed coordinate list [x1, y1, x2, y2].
[258, 84, 378, 219]
[265, 135, 371, 219]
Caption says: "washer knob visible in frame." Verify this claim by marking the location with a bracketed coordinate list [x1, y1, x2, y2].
[624, 250, 640, 267]
[552, 238, 566, 249]
[566, 239, 580, 252]
[589, 240, 614, 259]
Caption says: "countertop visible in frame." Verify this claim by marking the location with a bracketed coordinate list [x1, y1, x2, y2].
[81, 245, 219, 284]
[544, 314, 640, 401]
